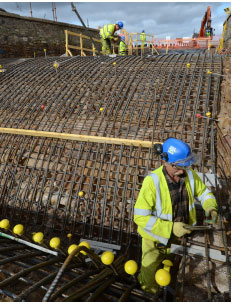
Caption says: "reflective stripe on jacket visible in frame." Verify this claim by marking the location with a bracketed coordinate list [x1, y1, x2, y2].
[134, 166, 217, 245]
[100, 24, 115, 40]
[119, 41, 126, 54]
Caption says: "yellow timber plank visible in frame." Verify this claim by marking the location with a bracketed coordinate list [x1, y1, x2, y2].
[0, 128, 160, 148]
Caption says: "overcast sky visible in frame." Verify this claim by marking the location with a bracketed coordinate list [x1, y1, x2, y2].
[0, 1, 230, 38]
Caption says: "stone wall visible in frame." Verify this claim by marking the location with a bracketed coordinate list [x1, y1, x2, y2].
[0, 10, 101, 58]
[223, 14, 231, 49]
[217, 57, 231, 179]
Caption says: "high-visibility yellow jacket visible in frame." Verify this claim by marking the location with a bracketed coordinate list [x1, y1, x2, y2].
[140, 32, 146, 42]
[100, 24, 116, 40]
[134, 166, 218, 245]
[119, 41, 126, 55]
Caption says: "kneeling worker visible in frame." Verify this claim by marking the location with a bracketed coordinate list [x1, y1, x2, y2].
[119, 35, 127, 56]
[99, 22, 123, 55]
[134, 137, 218, 294]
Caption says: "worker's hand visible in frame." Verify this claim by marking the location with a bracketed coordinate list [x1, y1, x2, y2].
[205, 207, 218, 225]
[173, 222, 191, 238]
[113, 36, 119, 42]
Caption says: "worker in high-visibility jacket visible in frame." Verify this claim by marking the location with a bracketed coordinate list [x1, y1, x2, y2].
[119, 35, 127, 56]
[99, 21, 123, 55]
[140, 30, 146, 48]
[134, 138, 218, 294]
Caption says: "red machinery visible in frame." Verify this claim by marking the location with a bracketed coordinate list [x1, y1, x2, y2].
[198, 6, 213, 38]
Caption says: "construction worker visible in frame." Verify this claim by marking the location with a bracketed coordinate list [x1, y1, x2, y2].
[99, 21, 124, 55]
[140, 30, 146, 49]
[134, 137, 218, 294]
[119, 35, 127, 56]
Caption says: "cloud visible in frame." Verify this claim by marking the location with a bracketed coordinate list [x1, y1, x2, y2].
[0, 1, 230, 37]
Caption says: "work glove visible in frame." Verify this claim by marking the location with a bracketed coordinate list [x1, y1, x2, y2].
[173, 222, 191, 238]
[205, 207, 218, 225]
[113, 36, 119, 42]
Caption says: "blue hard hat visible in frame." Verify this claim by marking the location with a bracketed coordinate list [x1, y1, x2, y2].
[142, 30, 145, 33]
[162, 138, 195, 167]
[121, 35, 125, 40]
[117, 21, 123, 29]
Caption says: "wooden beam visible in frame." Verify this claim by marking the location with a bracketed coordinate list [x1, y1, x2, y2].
[0, 128, 161, 148]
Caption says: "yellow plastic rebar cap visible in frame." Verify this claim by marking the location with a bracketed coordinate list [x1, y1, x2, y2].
[68, 244, 79, 255]
[155, 269, 171, 286]
[101, 251, 115, 265]
[162, 260, 173, 267]
[50, 237, 61, 249]
[0, 219, 10, 229]
[13, 224, 24, 235]
[33, 232, 44, 243]
[124, 260, 138, 275]
[79, 241, 90, 255]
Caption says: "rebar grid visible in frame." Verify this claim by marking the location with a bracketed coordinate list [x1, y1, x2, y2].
[0, 55, 221, 146]
[0, 240, 152, 302]
[0, 133, 154, 245]
[0, 54, 229, 302]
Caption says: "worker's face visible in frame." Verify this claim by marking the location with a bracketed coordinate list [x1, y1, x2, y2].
[165, 163, 186, 176]
[115, 24, 120, 31]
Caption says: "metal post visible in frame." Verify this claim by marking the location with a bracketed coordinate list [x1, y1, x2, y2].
[65, 30, 68, 56]
[71, 2, 101, 55]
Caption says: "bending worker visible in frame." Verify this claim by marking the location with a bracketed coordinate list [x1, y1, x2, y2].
[99, 22, 123, 55]
[119, 35, 127, 56]
[134, 137, 218, 294]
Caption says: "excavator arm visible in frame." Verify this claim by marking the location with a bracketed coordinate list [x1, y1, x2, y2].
[199, 6, 212, 38]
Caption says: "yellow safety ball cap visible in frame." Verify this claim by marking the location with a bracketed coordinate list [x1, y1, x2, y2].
[67, 233, 72, 238]
[124, 260, 138, 275]
[79, 241, 90, 255]
[162, 259, 173, 267]
[13, 224, 24, 235]
[68, 244, 79, 256]
[207, 70, 212, 74]
[113, 62, 117, 66]
[44, 49, 46, 52]
[206, 112, 211, 118]
[101, 251, 114, 265]
[155, 269, 171, 286]
[0, 219, 10, 229]
[100, 107, 104, 112]
[186, 63, 190, 68]
[50, 237, 61, 249]
[78, 191, 84, 197]
[33, 232, 44, 244]
[0, 65, 2, 68]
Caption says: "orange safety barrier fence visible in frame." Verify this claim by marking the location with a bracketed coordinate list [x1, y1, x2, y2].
[152, 36, 221, 49]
